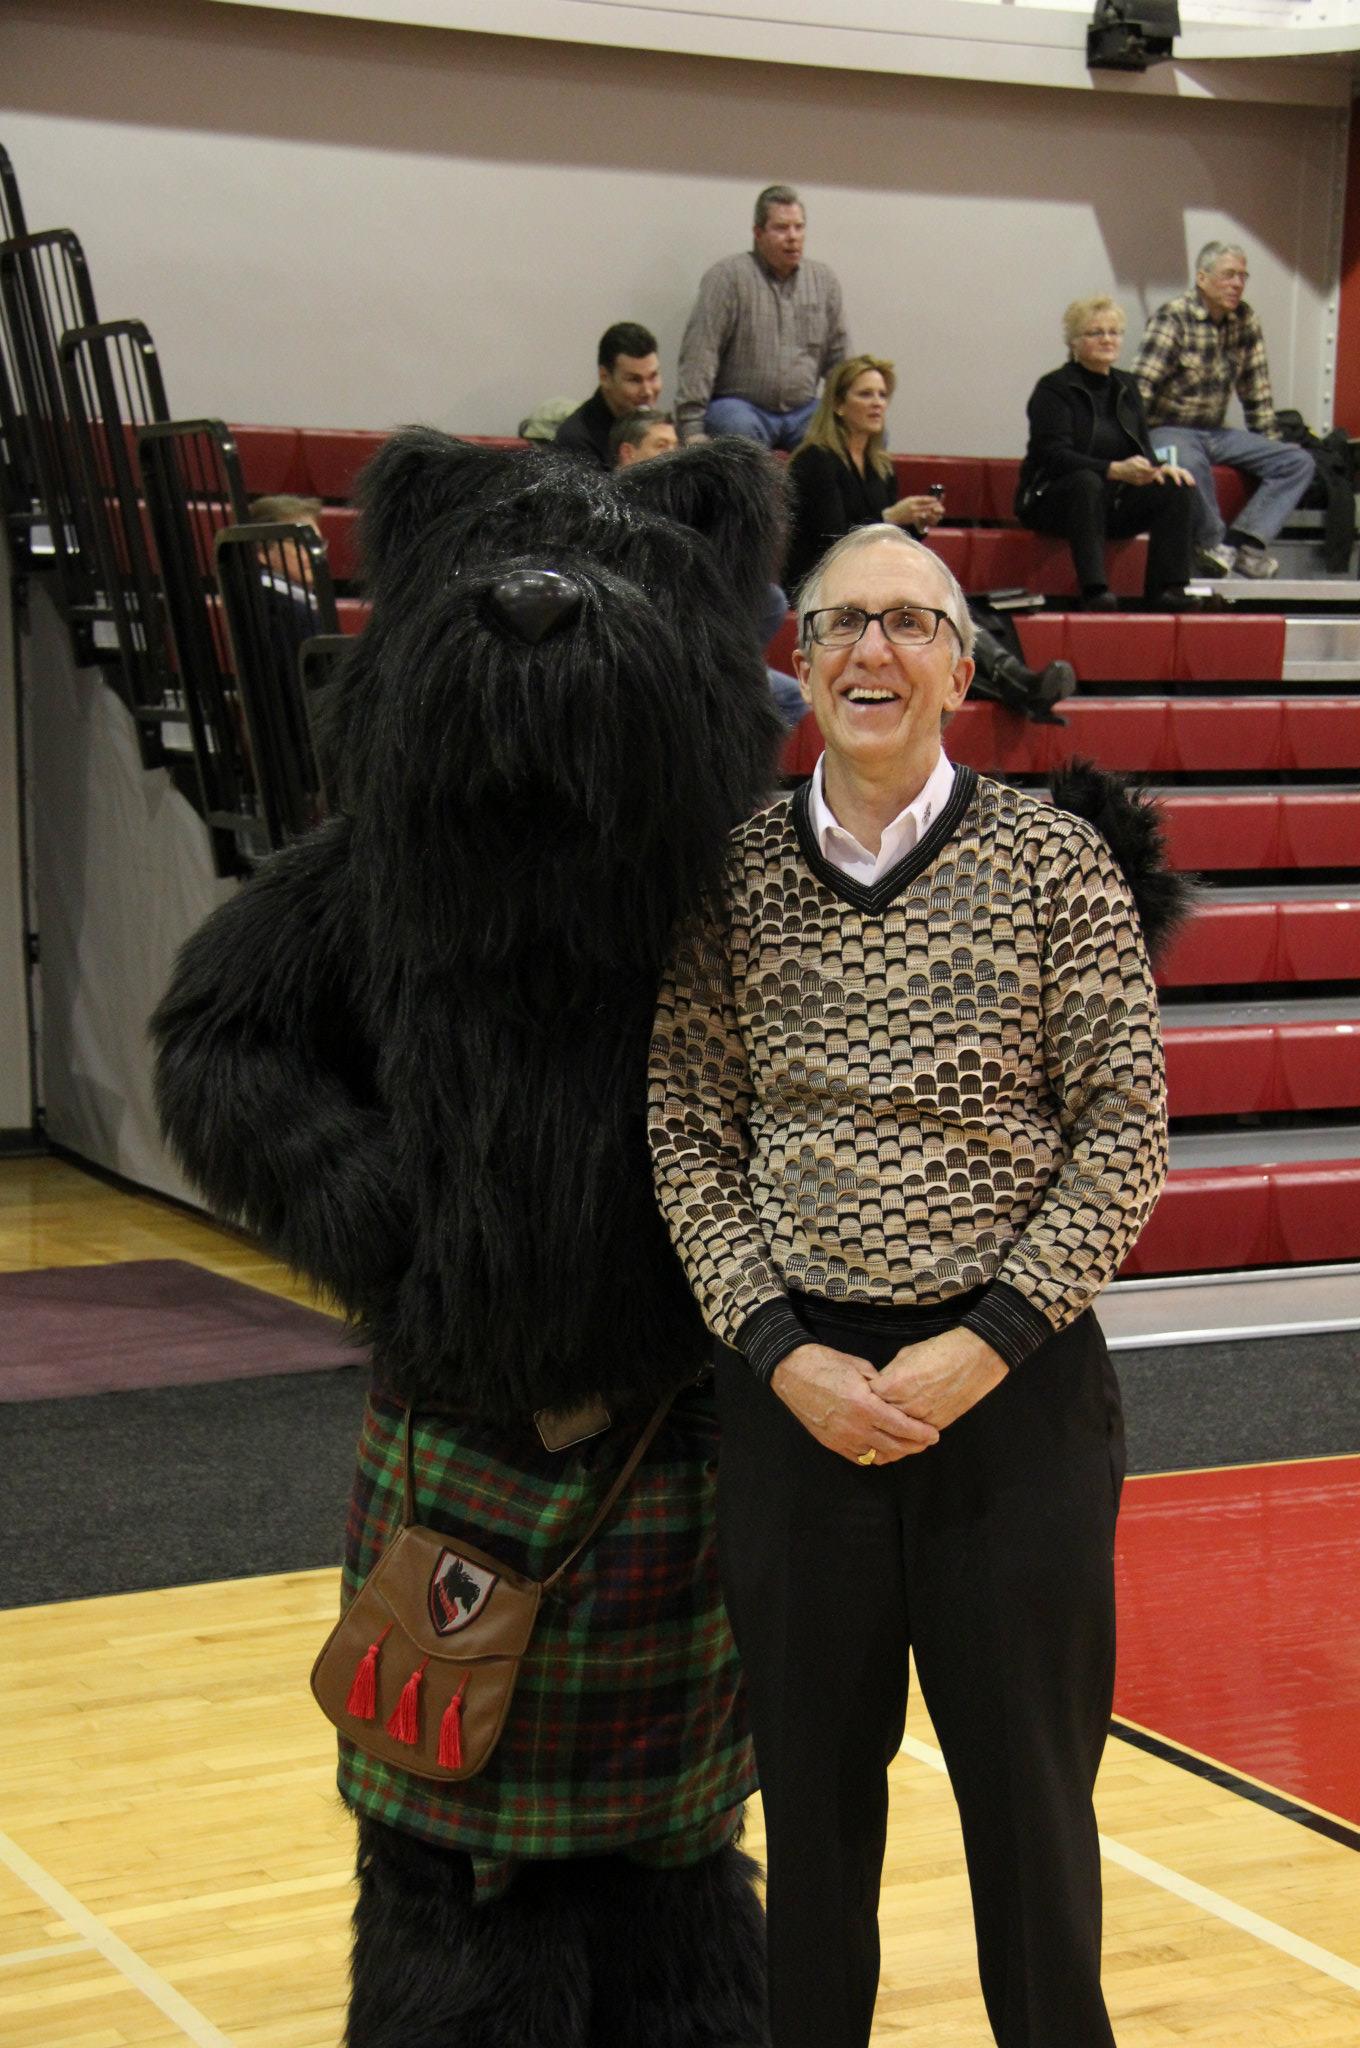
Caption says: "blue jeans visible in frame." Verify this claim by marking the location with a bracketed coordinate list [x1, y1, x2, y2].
[705, 396, 817, 450]
[1148, 424, 1314, 551]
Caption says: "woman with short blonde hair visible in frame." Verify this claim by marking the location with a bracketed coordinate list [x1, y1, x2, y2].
[1061, 296, 1126, 353]
[1016, 295, 1196, 609]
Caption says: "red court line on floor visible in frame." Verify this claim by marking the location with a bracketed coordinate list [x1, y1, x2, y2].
[1114, 1456, 1360, 1828]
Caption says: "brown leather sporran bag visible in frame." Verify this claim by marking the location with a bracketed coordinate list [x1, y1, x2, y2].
[311, 1400, 672, 1782]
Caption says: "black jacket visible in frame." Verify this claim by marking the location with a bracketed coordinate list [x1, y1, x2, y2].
[785, 442, 895, 589]
[1016, 361, 1158, 519]
[554, 389, 614, 471]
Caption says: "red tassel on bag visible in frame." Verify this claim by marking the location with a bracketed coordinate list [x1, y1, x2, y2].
[346, 1624, 392, 1720]
[438, 1678, 468, 1769]
[386, 1657, 428, 1744]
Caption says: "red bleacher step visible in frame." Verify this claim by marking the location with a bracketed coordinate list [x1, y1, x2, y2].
[1159, 792, 1360, 871]
[1015, 613, 1285, 685]
[1159, 899, 1360, 987]
[1122, 1160, 1360, 1274]
[1165, 1021, 1360, 1117]
[782, 701, 1360, 779]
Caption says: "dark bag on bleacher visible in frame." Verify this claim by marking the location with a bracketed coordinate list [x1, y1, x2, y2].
[1274, 410, 1356, 574]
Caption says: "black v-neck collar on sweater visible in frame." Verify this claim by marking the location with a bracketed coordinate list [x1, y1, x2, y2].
[790, 765, 979, 915]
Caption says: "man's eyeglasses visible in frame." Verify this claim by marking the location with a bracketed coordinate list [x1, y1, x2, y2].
[802, 604, 962, 651]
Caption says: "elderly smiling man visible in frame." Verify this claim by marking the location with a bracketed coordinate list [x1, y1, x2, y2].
[648, 525, 1170, 2048]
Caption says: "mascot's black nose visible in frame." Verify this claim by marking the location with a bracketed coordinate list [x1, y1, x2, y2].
[487, 569, 583, 645]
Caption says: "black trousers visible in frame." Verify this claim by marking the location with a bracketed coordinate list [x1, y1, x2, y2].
[1024, 468, 1194, 597]
[716, 1295, 1124, 2048]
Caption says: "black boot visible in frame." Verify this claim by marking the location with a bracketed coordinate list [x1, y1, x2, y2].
[982, 651, 1077, 726]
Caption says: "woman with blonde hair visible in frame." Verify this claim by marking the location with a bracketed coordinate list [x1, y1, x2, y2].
[1016, 294, 1196, 609]
[784, 356, 943, 589]
[786, 356, 1075, 720]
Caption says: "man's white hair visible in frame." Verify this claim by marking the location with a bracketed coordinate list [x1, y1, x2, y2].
[1194, 240, 1246, 279]
[795, 525, 974, 660]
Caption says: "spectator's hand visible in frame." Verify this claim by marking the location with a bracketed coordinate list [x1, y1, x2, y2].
[1157, 463, 1196, 487]
[1107, 455, 1160, 486]
[875, 1327, 1008, 1432]
[889, 494, 944, 529]
[770, 1343, 940, 1463]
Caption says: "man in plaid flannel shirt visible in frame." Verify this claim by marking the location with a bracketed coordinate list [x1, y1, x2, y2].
[1132, 241, 1313, 579]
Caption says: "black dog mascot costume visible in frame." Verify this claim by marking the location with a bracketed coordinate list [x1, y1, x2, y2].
[152, 432, 788, 2048]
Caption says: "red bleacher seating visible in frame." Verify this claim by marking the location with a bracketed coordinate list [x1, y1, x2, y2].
[1123, 1161, 1360, 1274]
[230, 425, 308, 497]
[782, 699, 1360, 780]
[337, 599, 367, 635]
[1159, 793, 1360, 871]
[891, 457, 986, 521]
[293, 429, 389, 501]
[1012, 613, 1286, 685]
[319, 505, 359, 582]
[982, 459, 1023, 524]
[1169, 699, 1288, 774]
[766, 612, 798, 674]
[1165, 1022, 1360, 1117]
[1174, 614, 1287, 683]
[1165, 1027, 1277, 1117]
[1126, 1166, 1274, 1271]
[925, 529, 972, 584]
[1045, 615, 1179, 684]
[1158, 898, 1360, 987]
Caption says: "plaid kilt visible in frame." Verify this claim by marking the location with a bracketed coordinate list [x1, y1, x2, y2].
[336, 1384, 755, 1897]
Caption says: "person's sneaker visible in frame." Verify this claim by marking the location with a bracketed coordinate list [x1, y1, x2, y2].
[1233, 542, 1279, 579]
[1194, 544, 1237, 578]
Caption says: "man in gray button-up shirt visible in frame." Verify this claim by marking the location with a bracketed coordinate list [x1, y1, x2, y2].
[676, 185, 851, 448]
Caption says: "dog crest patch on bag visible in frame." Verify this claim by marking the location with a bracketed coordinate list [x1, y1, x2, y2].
[429, 1551, 498, 1635]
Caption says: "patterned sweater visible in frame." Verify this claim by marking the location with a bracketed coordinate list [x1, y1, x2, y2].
[647, 768, 1168, 1378]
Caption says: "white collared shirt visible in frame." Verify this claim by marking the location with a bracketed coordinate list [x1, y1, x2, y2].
[809, 751, 956, 885]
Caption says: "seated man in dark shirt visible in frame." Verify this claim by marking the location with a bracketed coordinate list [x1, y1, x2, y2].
[555, 322, 663, 471]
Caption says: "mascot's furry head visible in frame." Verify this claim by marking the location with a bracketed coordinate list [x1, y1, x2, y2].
[329, 431, 787, 1414]
[328, 433, 786, 982]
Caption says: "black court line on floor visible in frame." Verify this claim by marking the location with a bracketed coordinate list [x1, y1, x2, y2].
[1110, 1718, 1360, 1854]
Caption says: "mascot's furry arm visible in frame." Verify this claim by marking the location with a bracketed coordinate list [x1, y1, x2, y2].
[150, 816, 409, 1312]
[1048, 760, 1195, 960]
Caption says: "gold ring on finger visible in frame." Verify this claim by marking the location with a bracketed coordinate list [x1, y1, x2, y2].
[857, 1447, 878, 1466]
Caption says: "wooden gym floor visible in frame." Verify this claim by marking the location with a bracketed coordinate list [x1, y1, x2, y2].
[2, 1155, 1358, 2047]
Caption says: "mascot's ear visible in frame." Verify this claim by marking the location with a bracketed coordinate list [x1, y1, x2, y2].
[614, 436, 790, 621]
[355, 427, 522, 582]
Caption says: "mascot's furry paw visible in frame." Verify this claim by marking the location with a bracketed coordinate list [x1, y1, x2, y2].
[348, 1821, 590, 2048]
[347, 1821, 768, 2048]
[583, 1840, 769, 2048]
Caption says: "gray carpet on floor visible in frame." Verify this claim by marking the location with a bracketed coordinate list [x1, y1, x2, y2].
[1113, 1327, 1359, 1473]
[2, 1330, 1356, 1609]
[2, 1366, 371, 1607]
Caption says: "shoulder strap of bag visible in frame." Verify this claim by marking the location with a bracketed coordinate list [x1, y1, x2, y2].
[401, 1390, 681, 1589]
